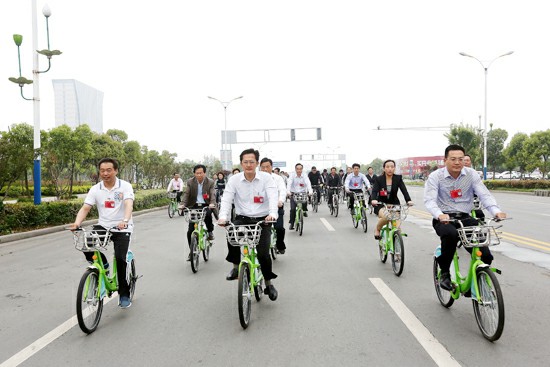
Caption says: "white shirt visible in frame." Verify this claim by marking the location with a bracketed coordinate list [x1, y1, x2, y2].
[84, 178, 135, 232]
[287, 173, 313, 195]
[219, 171, 278, 221]
[344, 172, 371, 192]
[271, 172, 287, 203]
[167, 177, 184, 192]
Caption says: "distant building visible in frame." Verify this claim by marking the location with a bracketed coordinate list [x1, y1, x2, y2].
[396, 156, 445, 179]
[52, 79, 103, 133]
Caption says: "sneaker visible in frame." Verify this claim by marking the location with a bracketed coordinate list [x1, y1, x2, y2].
[439, 272, 452, 291]
[119, 296, 132, 309]
[207, 232, 215, 241]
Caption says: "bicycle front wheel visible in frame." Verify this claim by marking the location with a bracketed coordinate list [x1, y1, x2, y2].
[378, 235, 388, 263]
[334, 197, 339, 217]
[313, 196, 318, 213]
[352, 208, 358, 228]
[190, 233, 200, 273]
[299, 210, 304, 236]
[76, 268, 103, 334]
[270, 230, 278, 260]
[238, 263, 252, 329]
[433, 257, 454, 308]
[168, 202, 175, 218]
[361, 208, 368, 232]
[391, 232, 405, 276]
[473, 267, 505, 341]
[202, 239, 211, 262]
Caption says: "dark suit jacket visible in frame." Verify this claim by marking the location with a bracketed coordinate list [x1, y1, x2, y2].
[182, 177, 216, 207]
[371, 174, 411, 214]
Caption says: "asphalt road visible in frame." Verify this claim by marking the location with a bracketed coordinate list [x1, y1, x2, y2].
[1, 190, 550, 367]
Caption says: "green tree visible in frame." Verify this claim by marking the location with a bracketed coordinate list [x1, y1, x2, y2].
[445, 124, 482, 163]
[123, 140, 142, 184]
[0, 123, 34, 197]
[367, 158, 384, 175]
[523, 130, 550, 176]
[486, 127, 508, 174]
[503, 132, 529, 175]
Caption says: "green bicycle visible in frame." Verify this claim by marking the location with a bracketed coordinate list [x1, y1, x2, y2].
[377, 204, 409, 276]
[72, 227, 138, 334]
[311, 185, 320, 213]
[327, 186, 339, 217]
[433, 218, 506, 341]
[269, 226, 278, 260]
[224, 220, 272, 329]
[167, 191, 178, 218]
[183, 208, 213, 273]
[350, 192, 368, 232]
[293, 192, 308, 236]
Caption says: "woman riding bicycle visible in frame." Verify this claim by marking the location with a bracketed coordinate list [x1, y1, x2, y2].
[215, 172, 226, 204]
[371, 159, 413, 240]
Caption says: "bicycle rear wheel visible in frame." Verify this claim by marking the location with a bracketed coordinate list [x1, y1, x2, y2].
[76, 268, 103, 334]
[352, 208, 358, 228]
[129, 258, 137, 301]
[202, 240, 211, 262]
[361, 208, 368, 232]
[238, 263, 252, 329]
[313, 195, 318, 213]
[391, 232, 405, 276]
[254, 271, 264, 302]
[270, 229, 277, 260]
[433, 257, 454, 308]
[473, 267, 505, 341]
[190, 233, 200, 273]
[378, 234, 388, 263]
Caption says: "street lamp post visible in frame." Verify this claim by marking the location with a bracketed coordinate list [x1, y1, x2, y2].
[9, 1, 62, 204]
[207, 96, 243, 171]
[459, 51, 513, 180]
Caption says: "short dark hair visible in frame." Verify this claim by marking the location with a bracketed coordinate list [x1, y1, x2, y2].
[260, 157, 273, 166]
[368, 166, 373, 170]
[98, 158, 119, 170]
[464, 154, 471, 159]
[445, 144, 465, 158]
[274, 167, 280, 173]
[352, 163, 360, 169]
[240, 148, 259, 162]
[383, 160, 396, 168]
[193, 164, 207, 173]
[232, 168, 241, 174]
[311, 166, 317, 170]
[331, 167, 336, 171]
[217, 171, 225, 178]
[295, 163, 303, 169]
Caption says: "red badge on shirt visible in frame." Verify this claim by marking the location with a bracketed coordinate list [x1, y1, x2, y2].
[105, 200, 115, 208]
[299, 183, 304, 187]
[253, 196, 264, 203]
[203, 193, 209, 200]
[450, 189, 462, 199]
[379, 189, 388, 197]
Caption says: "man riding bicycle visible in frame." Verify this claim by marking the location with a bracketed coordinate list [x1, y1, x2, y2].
[167, 173, 184, 202]
[308, 166, 324, 204]
[287, 163, 313, 230]
[424, 144, 507, 291]
[326, 167, 342, 204]
[260, 157, 288, 254]
[344, 163, 371, 212]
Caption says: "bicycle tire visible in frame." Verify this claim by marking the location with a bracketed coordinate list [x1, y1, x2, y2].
[329, 201, 334, 216]
[76, 268, 103, 334]
[254, 274, 264, 302]
[299, 210, 304, 236]
[202, 239, 210, 262]
[473, 267, 505, 341]
[313, 194, 318, 212]
[378, 234, 388, 263]
[190, 233, 200, 273]
[391, 232, 405, 276]
[270, 229, 277, 260]
[361, 208, 368, 232]
[238, 263, 252, 329]
[334, 197, 339, 217]
[129, 258, 137, 301]
[352, 208, 358, 228]
[433, 256, 454, 308]
[168, 202, 175, 218]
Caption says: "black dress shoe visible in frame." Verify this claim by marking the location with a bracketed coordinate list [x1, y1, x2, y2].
[264, 284, 278, 301]
[226, 268, 239, 281]
[303, 212, 308, 217]
[439, 272, 452, 291]
[289, 225, 294, 230]
[278, 249, 285, 254]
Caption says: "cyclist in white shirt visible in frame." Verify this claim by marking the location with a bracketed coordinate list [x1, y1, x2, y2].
[260, 157, 287, 254]
[69, 158, 135, 309]
[166, 173, 184, 202]
[344, 163, 371, 212]
[287, 163, 313, 230]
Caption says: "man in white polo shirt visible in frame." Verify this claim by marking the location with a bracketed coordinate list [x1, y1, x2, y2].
[260, 157, 287, 254]
[70, 158, 135, 309]
[218, 148, 279, 300]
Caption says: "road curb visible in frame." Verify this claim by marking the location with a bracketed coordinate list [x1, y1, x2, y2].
[0, 207, 165, 246]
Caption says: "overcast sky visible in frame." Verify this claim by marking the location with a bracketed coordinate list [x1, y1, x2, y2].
[2, 1, 549, 170]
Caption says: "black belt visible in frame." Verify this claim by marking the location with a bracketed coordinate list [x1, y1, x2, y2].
[445, 212, 470, 219]
[235, 215, 267, 221]
[194, 203, 207, 208]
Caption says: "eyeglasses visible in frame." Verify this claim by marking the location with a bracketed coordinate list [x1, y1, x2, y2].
[448, 157, 465, 163]
[242, 160, 257, 165]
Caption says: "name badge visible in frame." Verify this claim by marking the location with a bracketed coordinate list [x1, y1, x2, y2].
[379, 189, 388, 197]
[203, 193, 209, 200]
[353, 183, 359, 187]
[105, 200, 115, 208]
[450, 189, 462, 199]
[253, 196, 264, 204]
[299, 183, 304, 187]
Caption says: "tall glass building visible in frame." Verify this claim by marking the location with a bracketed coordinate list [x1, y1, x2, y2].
[52, 79, 104, 133]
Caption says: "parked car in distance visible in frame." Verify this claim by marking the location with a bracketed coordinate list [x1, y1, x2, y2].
[495, 170, 521, 179]
[524, 172, 543, 179]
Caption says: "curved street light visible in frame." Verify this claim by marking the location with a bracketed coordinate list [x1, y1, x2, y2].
[207, 96, 243, 170]
[459, 51, 514, 180]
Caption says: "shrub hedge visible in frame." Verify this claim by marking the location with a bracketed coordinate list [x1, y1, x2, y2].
[0, 189, 167, 236]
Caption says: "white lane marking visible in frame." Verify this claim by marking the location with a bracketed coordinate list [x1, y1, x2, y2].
[320, 218, 335, 231]
[369, 278, 461, 367]
[1, 296, 115, 367]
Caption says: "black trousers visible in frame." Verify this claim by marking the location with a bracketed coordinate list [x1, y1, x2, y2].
[225, 216, 277, 281]
[432, 216, 493, 273]
[348, 188, 365, 209]
[186, 204, 214, 248]
[84, 225, 131, 298]
[289, 196, 307, 224]
[275, 206, 286, 251]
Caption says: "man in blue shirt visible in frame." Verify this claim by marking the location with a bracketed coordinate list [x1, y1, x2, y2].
[424, 144, 507, 291]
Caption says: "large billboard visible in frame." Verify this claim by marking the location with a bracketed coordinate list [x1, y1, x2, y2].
[395, 156, 445, 179]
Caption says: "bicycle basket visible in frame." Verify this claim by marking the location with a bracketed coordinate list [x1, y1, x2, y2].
[183, 208, 206, 223]
[294, 192, 308, 203]
[353, 192, 365, 201]
[167, 192, 177, 199]
[382, 205, 409, 221]
[73, 229, 110, 252]
[225, 224, 262, 247]
[457, 225, 500, 248]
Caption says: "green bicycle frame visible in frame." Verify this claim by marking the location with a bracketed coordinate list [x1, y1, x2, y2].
[192, 221, 207, 251]
[381, 218, 407, 252]
[88, 249, 118, 299]
[353, 200, 364, 221]
[239, 244, 263, 288]
[294, 203, 303, 226]
[450, 246, 486, 301]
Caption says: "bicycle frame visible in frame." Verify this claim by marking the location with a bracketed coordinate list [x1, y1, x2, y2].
[239, 243, 263, 288]
[449, 247, 487, 301]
